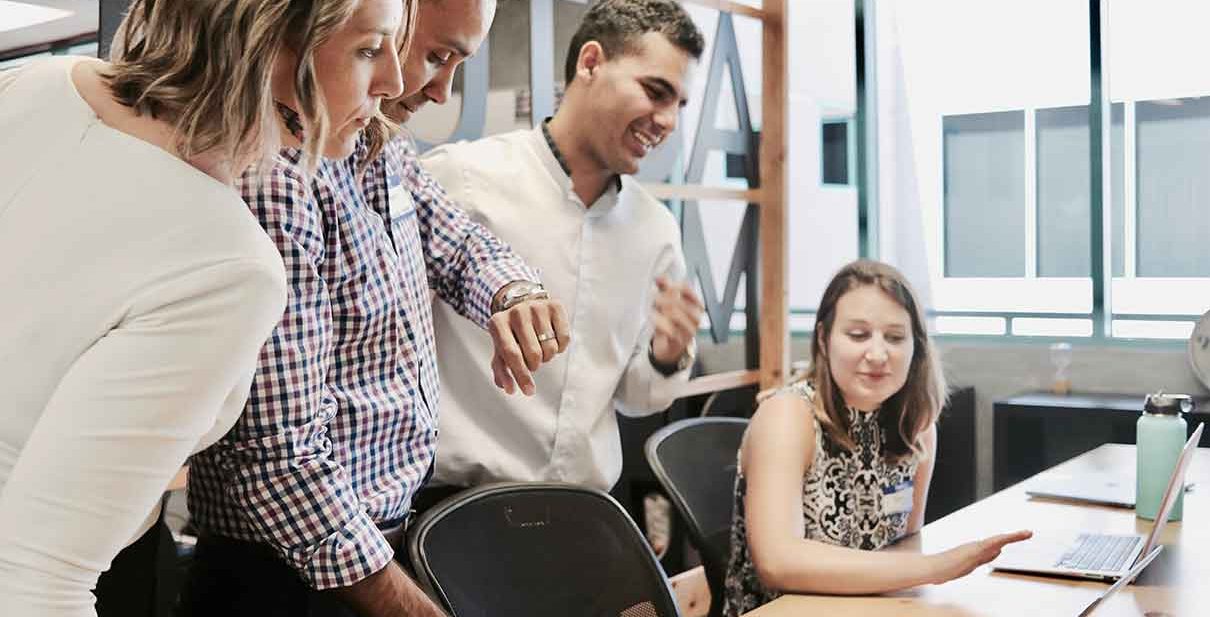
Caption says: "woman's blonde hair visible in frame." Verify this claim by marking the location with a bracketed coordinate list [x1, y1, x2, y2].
[807, 260, 947, 462]
[106, 0, 412, 174]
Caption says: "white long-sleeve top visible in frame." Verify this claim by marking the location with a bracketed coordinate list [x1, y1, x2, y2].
[421, 125, 693, 491]
[0, 57, 287, 617]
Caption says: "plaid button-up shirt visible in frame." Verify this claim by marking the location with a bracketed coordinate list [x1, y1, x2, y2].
[188, 133, 538, 589]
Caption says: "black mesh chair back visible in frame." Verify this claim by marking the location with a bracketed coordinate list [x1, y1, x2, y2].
[699, 384, 758, 418]
[407, 483, 682, 617]
[645, 418, 749, 617]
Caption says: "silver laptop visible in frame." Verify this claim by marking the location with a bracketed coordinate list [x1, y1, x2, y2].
[1026, 470, 1196, 509]
[1077, 546, 1163, 616]
[993, 422, 1203, 581]
[1025, 471, 1135, 508]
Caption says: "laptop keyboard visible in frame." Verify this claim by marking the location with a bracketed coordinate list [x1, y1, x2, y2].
[1055, 534, 1141, 572]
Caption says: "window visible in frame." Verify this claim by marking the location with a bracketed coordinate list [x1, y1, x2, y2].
[879, 0, 1210, 340]
[821, 118, 853, 186]
[942, 111, 1025, 278]
[1134, 96, 1210, 278]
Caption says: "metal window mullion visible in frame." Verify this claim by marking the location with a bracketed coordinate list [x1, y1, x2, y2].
[856, 0, 879, 260]
[1124, 101, 1137, 279]
[1025, 107, 1038, 278]
[1089, 0, 1112, 337]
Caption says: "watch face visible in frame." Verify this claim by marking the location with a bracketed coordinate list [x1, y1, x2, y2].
[508, 283, 538, 300]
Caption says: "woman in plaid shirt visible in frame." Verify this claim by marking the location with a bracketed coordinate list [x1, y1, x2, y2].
[181, 1, 568, 616]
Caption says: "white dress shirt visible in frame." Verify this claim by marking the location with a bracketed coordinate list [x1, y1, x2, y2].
[0, 57, 287, 617]
[421, 125, 693, 491]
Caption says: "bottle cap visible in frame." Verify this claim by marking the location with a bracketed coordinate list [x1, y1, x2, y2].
[1144, 391, 1194, 416]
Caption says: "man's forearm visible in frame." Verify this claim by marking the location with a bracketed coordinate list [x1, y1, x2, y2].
[329, 561, 446, 617]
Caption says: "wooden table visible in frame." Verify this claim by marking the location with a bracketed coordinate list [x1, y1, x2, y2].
[744, 444, 1208, 617]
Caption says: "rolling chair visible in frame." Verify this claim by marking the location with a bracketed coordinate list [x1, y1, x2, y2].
[407, 482, 682, 617]
[645, 418, 749, 617]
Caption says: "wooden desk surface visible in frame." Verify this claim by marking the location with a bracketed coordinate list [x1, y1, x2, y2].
[745, 444, 1209, 617]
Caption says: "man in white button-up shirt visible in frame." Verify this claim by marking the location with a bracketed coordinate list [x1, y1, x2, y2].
[419, 0, 706, 498]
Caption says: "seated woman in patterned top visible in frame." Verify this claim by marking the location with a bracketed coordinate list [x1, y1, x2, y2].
[723, 260, 1032, 616]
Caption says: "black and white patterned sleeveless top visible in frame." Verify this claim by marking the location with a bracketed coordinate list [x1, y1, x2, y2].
[721, 381, 918, 617]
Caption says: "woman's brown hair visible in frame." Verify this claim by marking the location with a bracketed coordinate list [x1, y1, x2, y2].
[808, 260, 947, 461]
[105, 0, 406, 174]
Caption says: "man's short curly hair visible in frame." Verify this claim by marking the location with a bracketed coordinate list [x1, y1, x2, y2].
[563, 0, 705, 85]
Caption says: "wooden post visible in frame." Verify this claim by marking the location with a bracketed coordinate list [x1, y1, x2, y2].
[759, 0, 788, 390]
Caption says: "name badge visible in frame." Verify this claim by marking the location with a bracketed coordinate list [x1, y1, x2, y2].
[882, 480, 915, 516]
[388, 184, 416, 221]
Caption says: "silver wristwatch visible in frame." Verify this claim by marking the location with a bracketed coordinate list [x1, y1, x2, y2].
[493, 281, 549, 313]
[649, 344, 692, 377]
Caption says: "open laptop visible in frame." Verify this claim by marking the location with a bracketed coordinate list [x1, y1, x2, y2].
[993, 422, 1203, 582]
[1077, 546, 1163, 616]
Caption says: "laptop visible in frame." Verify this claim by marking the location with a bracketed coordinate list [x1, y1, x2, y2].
[1026, 470, 1196, 509]
[1077, 546, 1163, 616]
[993, 422, 1203, 582]
[1026, 472, 1135, 508]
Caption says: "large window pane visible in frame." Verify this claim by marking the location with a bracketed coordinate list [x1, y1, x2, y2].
[1036, 106, 1089, 277]
[1135, 96, 1210, 277]
[943, 111, 1025, 277]
[881, 0, 1089, 313]
[1035, 104, 1124, 277]
[1108, 0, 1210, 318]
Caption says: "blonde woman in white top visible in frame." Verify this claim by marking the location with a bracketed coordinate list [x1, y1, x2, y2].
[0, 1, 412, 615]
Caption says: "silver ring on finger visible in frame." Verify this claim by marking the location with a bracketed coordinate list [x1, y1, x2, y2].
[537, 332, 556, 343]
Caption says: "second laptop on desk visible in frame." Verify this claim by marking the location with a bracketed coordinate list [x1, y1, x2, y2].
[992, 422, 1204, 582]
[1026, 467, 1196, 508]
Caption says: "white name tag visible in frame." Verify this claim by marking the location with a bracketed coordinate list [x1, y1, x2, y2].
[388, 184, 416, 220]
[882, 480, 915, 516]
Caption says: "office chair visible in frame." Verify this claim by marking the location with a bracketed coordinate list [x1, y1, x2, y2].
[698, 384, 759, 418]
[407, 482, 682, 617]
[645, 418, 749, 617]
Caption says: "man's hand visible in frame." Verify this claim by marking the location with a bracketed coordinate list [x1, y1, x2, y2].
[488, 297, 570, 396]
[650, 276, 704, 367]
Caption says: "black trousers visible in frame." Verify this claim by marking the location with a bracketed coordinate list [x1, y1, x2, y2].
[94, 509, 176, 617]
[176, 534, 364, 617]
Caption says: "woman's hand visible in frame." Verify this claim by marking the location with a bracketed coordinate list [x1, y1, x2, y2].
[927, 530, 1034, 584]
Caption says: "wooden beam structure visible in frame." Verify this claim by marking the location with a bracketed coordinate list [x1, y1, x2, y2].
[678, 0, 764, 20]
[641, 183, 762, 203]
[670, 0, 788, 394]
[758, 0, 789, 390]
[674, 369, 761, 399]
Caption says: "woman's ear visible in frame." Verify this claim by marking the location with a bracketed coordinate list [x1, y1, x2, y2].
[815, 328, 827, 357]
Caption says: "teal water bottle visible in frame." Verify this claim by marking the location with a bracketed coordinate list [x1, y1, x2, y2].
[1136, 391, 1191, 521]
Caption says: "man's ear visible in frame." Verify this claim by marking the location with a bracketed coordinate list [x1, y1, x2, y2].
[576, 40, 606, 81]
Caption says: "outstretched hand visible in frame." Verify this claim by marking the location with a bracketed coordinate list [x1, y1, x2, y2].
[930, 530, 1033, 584]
